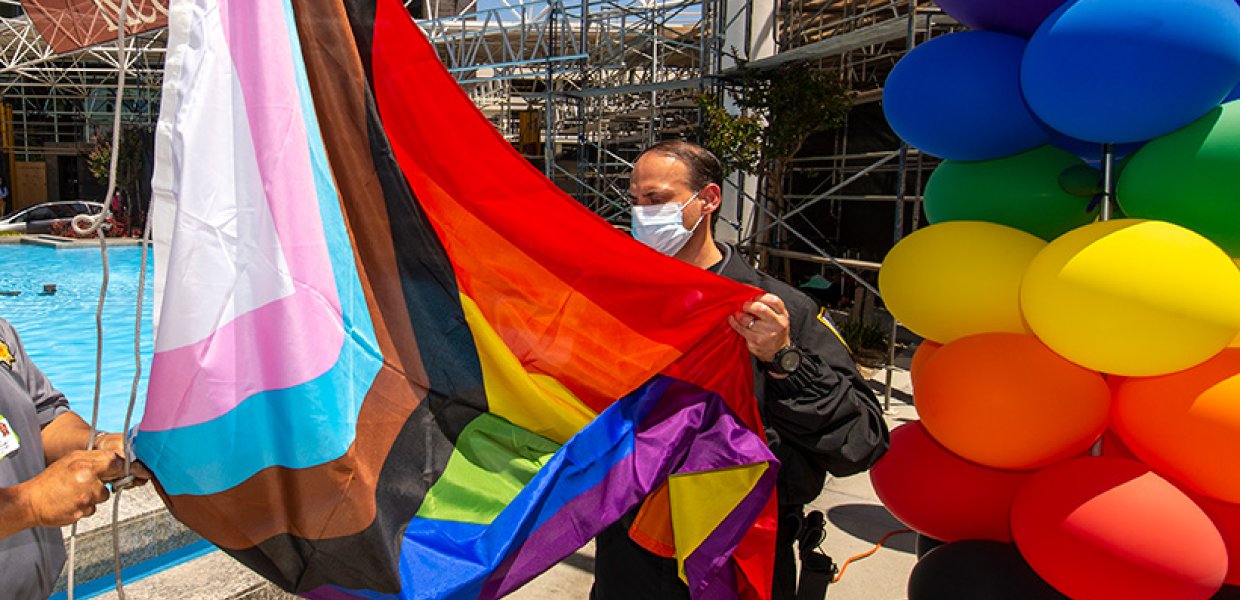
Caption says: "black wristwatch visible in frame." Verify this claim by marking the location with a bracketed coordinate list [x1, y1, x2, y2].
[761, 344, 804, 376]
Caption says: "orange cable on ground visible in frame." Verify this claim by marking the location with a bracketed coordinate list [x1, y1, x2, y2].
[831, 529, 915, 583]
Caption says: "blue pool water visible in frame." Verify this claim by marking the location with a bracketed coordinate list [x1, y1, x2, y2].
[0, 243, 154, 434]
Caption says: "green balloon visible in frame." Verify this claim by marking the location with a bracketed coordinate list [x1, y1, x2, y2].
[924, 145, 1100, 241]
[1058, 164, 1102, 198]
[1118, 104, 1240, 257]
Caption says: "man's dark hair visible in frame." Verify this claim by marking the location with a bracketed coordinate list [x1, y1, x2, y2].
[637, 140, 724, 191]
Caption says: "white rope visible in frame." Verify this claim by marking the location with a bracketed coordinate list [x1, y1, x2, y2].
[66, 1, 133, 598]
[107, 211, 154, 600]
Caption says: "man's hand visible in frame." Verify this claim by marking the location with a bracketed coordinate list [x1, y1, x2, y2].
[18, 450, 124, 528]
[93, 433, 152, 487]
[728, 293, 793, 366]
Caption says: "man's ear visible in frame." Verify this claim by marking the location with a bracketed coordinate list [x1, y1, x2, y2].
[701, 183, 723, 214]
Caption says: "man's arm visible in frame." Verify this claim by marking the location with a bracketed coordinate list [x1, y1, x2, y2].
[732, 293, 889, 477]
[0, 449, 123, 539]
[41, 411, 98, 464]
[7, 324, 148, 481]
[766, 305, 888, 477]
[41, 410, 150, 484]
[0, 485, 35, 539]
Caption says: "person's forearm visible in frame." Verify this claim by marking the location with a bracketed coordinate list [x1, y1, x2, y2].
[0, 484, 35, 539]
[40, 411, 96, 464]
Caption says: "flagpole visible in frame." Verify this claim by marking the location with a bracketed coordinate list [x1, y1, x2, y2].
[1090, 142, 1116, 458]
[1099, 143, 1115, 221]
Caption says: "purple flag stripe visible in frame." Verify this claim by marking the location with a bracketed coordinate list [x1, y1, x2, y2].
[479, 378, 776, 599]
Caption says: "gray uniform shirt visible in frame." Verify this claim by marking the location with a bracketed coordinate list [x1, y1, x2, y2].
[0, 319, 70, 600]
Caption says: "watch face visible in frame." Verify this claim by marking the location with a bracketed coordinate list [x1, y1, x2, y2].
[779, 348, 802, 372]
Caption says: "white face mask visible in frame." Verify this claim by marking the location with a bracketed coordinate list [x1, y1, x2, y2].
[631, 191, 703, 256]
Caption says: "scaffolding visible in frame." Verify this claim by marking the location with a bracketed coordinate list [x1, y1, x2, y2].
[0, 0, 961, 410]
[423, 0, 727, 225]
[0, 0, 952, 299]
[420, 0, 960, 268]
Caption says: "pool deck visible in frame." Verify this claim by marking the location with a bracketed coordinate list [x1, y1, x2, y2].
[68, 359, 920, 600]
[10, 235, 148, 249]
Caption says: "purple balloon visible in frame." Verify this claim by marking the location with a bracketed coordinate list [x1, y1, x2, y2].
[934, 0, 1070, 38]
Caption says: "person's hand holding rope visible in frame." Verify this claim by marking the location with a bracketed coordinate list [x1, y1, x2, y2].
[92, 433, 151, 490]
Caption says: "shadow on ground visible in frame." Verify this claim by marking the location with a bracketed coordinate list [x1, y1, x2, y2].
[866, 379, 914, 406]
[560, 550, 596, 575]
[825, 504, 916, 554]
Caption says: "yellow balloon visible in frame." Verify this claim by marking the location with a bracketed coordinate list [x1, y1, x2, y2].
[1021, 220, 1240, 376]
[1233, 260, 1240, 348]
[879, 221, 1044, 343]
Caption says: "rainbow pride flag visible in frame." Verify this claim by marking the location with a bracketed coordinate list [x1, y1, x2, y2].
[137, 0, 778, 597]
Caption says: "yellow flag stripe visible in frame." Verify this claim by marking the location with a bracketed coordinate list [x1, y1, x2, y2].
[460, 293, 597, 444]
[668, 463, 769, 582]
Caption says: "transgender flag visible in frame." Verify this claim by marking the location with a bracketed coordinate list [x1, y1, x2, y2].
[137, 0, 779, 598]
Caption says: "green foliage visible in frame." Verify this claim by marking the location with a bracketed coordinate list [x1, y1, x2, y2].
[87, 126, 150, 199]
[696, 94, 762, 176]
[698, 64, 851, 270]
[838, 318, 889, 353]
[698, 65, 851, 179]
[736, 65, 851, 163]
[87, 125, 153, 229]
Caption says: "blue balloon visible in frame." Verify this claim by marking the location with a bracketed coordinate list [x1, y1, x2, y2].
[1227, 82, 1240, 104]
[1049, 133, 1144, 165]
[883, 31, 1051, 161]
[1230, 1, 1240, 103]
[1022, 0, 1240, 143]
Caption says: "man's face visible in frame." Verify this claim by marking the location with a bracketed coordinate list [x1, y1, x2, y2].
[628, 153, 705, 231]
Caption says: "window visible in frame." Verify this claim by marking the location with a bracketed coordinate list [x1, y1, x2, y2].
[25, 207, 55, 222]
[50, 204, 82, 219]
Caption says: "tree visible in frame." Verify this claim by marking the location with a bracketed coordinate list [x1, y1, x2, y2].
[86, 124, 152, 232]
[698, 64, 851, 273]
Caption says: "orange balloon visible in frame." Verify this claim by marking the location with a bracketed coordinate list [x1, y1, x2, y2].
[1113, 349, 1240, 503]
[917, 332, 1110, 470]
[909, 340, 942, 391]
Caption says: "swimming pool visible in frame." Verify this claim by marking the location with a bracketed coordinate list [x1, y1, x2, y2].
[0, 243, 153, 434]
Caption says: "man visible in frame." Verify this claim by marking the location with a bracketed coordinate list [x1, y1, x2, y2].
[593, 141, 889, 599]
[0, 319, 147, 599]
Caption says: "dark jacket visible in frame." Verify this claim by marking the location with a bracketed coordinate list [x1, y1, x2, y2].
[712, 244, 889, 505]
[591, 245, 891, 600]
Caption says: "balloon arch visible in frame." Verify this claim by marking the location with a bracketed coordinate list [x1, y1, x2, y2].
[871, 1, 1240, 598]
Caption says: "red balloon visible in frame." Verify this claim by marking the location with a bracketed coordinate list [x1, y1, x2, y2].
[1097, 429, 1137, 461]
[1103, 432, 1240, 587]
[871, 422, 1030, 542]
[1012, 457, 1227, 600]
[1190, 494, 1240, 587]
